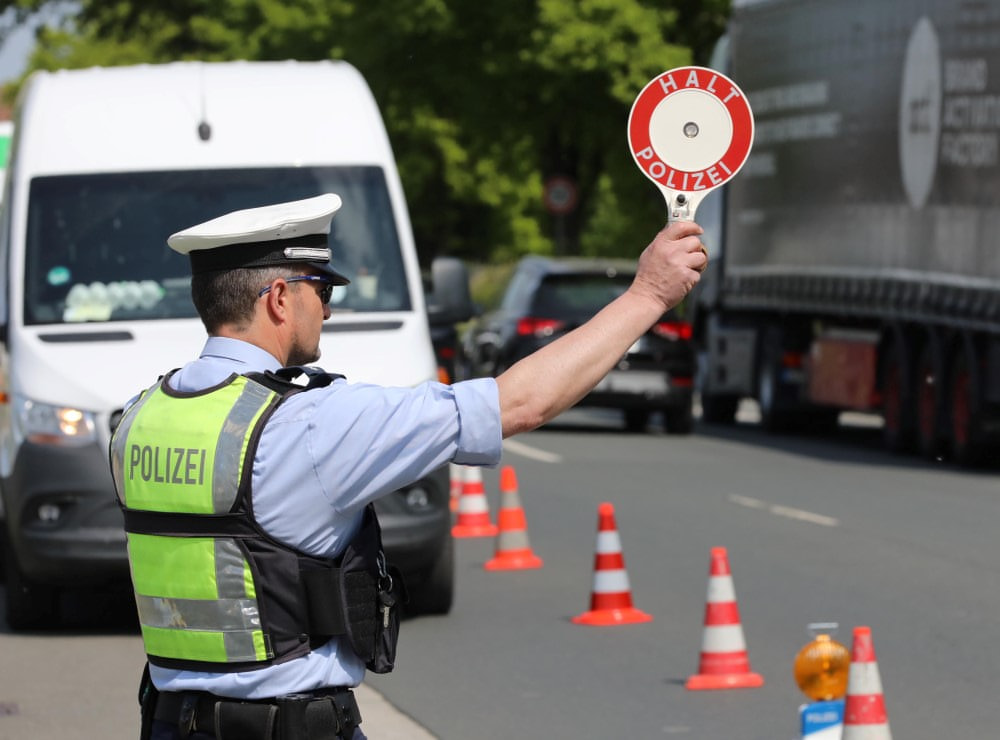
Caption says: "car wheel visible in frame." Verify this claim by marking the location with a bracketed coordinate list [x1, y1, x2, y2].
[3, 535, 59, 630]
[700, 393, 738, 424]
[623, 409, 650, 432]
[405, 534, 454, 616]
[664, 404, 694, 435]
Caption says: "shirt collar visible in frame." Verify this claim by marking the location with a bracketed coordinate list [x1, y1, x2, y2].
[200, 336, 283, 373]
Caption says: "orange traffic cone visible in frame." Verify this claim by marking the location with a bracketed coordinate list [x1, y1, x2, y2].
[572, 502, 653, 626]
[686, 547, 764, 690]
[449, 463, 463, 513]
[484, 466, 543, 571]
[842, 626, 892, 739]
[451, 465, 498, 538]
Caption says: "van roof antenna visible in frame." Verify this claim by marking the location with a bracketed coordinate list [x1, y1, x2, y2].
[197, 63, 212, 142]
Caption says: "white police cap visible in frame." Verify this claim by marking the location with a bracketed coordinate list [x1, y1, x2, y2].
[167, 193, 350, 285]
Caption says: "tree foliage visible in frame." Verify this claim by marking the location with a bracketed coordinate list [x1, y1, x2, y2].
[0, 0, 730, 264]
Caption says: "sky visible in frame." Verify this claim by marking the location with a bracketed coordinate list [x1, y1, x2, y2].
[0, 21, 33, 84]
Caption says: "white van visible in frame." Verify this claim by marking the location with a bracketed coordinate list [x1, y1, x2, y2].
[0, 61, 472, 628]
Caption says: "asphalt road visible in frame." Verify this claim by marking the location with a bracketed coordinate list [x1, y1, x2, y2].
[368, 408, 1000, 739]
[1, 407, 997, 739]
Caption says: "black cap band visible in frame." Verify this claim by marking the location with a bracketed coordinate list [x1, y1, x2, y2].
[188, 233, 330, 275]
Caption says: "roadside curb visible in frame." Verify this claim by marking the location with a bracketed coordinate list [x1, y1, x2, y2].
[356, 683, 436, 739]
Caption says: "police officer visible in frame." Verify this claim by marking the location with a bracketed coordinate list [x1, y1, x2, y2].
[110, 193, 706, 740]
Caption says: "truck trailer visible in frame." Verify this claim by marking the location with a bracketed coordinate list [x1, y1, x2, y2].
[695, 0, 1000, 466]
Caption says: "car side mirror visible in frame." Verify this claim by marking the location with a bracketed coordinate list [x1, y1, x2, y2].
[426, 257, 475, 325]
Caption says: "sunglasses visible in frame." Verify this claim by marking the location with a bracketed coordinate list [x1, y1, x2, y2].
[258, 275, 336, 305]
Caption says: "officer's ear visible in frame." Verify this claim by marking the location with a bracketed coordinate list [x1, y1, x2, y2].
[259, 277, 294, 322]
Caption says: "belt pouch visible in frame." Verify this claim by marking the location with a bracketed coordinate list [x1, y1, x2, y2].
[215, 701, 278, 740]
[278, 696, 341, 740]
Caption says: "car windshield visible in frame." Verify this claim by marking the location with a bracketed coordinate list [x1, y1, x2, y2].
[23, 167, 410, 325]
[531, 273, 633, 318]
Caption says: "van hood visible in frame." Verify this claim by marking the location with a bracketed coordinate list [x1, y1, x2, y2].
[12, 314, 438, 412]
[12, 322, 209, 412]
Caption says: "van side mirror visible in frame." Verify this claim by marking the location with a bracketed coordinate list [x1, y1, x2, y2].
[426, 257, 474, 325]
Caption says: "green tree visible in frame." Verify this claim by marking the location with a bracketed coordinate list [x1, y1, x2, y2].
[0, 0, 730, 264]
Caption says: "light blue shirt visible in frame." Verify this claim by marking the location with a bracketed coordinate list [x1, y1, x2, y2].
[148, 336, 502, 698]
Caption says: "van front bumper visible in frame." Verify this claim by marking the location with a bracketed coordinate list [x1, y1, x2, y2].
[1, 445, 451, 589]
[1, 441, 128, 585]
[372, 466, 451, 579]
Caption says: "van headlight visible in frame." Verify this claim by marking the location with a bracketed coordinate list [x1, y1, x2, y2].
[13, 395, 97, 446]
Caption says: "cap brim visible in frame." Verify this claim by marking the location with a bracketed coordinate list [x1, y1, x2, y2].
[313, 261, 351, 286]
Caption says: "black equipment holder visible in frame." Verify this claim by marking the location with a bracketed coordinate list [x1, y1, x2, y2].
[248, 366, 407, 673]
[149, 684, 361, 740]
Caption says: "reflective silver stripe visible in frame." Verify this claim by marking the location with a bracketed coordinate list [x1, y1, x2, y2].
[215, 539, 249, 601]
[224, 631, 262, 663]
[133, 538, 264, 663]
[211, 379, 275, 513]
[134, 594, 260, 631]
[109, 380, 163, 504]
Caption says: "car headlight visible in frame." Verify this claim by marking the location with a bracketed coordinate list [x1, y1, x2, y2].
[13, 395, 97, 446]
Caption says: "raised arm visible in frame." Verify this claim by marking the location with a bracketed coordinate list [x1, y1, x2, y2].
[497, 221, 707, 437]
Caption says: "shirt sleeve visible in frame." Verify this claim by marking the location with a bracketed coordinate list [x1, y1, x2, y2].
[274, 377, 501, 514]
[450, 378, 503, 465]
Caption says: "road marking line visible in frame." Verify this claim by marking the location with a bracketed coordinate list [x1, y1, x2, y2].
[727, 494, 839, 527]
[502, 439, 563, 463]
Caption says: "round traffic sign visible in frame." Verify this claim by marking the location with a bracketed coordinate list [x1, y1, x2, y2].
[544, 176, 578, 215]
[628, 66, 754, 198]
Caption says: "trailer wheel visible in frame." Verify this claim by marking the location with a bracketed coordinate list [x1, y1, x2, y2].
[880, 333, 914, 453]
[757, 328, 796, 433]
[914, 340, 944, 459]
[948, 344, 987, 467]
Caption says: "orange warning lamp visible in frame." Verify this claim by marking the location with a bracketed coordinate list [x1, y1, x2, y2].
[793, 623, 850, 701]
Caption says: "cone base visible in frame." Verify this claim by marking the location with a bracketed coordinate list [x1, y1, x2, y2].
[571, 607, 654, 626]
[484, 552, 543, 570]
[452, 523, 498, 538]
[685, 671, 764, 691]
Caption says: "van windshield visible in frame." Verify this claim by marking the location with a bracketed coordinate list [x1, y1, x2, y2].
[23, 167, 410, 325]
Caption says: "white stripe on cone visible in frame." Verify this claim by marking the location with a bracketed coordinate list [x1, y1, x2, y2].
[707, 574, 736, 602]
[701, 624, 748, 652]
[843, 727, 891, 740]
[596, 531, 622, 552]
[846, 663, 884, 695]
[458, 493, 489, 514]
[593, 570, 631, 593]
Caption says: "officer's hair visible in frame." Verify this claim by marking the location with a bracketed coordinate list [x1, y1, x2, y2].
[191, 266, 299, 334]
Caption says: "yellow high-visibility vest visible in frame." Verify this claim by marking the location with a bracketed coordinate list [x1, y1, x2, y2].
[110, 373, 285, 668]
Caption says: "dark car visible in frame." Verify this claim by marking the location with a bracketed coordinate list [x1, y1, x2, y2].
[463, 256, 695, 433]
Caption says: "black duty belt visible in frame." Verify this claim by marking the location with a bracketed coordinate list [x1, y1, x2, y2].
[152, 687, 361, 740]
